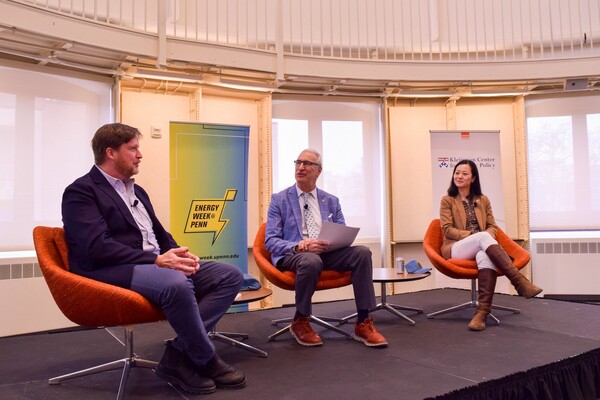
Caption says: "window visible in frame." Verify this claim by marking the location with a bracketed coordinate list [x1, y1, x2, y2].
[526, 94, 600, 231]
[322, 121, 365, 217]
[0, 66, 112, 250]
[527, 116, 575, 213]
[272, 119, 308, 191]
[272, 97, 383, 240]
[588, 114, 600, 211]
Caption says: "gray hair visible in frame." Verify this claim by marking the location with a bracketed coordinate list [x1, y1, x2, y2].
[299, 148, 322, 166]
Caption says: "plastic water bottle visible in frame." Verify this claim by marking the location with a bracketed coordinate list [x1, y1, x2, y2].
[395, 257, 405, 275]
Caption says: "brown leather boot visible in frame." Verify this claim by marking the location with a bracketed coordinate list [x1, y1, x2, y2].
[485, 244, 542, 298]
[468, 268, 497, 331]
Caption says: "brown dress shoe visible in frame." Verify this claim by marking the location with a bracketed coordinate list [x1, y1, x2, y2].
[353, 318, 388, 347]
[290, 316, 323, 346]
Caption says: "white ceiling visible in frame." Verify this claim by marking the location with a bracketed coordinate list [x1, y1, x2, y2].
[1, 20, 599, 99]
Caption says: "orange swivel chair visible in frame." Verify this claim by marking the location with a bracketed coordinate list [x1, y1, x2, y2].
[252, 223, 352, 340]
[33, 226, 165, 400]
[422, 219, 530, 323]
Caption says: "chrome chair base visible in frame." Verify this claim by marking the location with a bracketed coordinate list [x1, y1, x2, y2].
[268, 315, 352, 341]
[342, 303, 423, 326]
[49, 326, 157, 400]
[341, 281, 424, 326]
[426, 279, 520, 324]
[209, 327, 268, 358]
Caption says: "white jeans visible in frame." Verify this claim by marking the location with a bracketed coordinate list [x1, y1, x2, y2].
[450, 231, 498, 271]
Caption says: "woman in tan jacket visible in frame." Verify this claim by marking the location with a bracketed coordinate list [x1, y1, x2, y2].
[440, 160, 542, 331]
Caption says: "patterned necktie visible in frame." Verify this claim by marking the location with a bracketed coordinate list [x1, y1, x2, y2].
[303, 192, 319, 239]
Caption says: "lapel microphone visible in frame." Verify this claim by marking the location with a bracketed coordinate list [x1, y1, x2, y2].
[304, 204, 308, 210]
[132, 200, 139, 207]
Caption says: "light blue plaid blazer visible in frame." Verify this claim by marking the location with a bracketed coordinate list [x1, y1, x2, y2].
[265, 185, 345, 266]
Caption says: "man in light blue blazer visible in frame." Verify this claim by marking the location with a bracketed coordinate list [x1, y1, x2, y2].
[265, 149, 387, 348]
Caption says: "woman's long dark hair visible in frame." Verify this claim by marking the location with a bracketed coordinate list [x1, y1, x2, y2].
[447, 159, 483, 199]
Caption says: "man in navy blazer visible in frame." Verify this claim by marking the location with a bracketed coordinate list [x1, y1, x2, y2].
[265, 149, 387, 348]
[62, 123, 246, 394]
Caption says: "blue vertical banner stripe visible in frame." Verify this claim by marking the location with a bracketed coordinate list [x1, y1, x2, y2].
[170, 122, 250, 311]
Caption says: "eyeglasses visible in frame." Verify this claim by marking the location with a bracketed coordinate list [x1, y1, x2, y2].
[294, 160, 321, 167]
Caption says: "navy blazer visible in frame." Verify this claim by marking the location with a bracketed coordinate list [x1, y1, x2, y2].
[265, 185, 345, 266]
[61, 166, 178, 288]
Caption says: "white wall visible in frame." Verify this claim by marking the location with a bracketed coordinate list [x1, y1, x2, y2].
[0, 277, 76, 337]
[121, 90, 193, 228]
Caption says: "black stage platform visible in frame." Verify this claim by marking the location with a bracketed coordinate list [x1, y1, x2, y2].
[1, 288, 599, 400]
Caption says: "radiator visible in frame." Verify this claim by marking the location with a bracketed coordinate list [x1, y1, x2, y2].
[0, 251, 75, 337]
[531, 235, 600, 299]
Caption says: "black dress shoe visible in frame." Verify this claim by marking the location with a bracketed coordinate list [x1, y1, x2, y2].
[197, 353, 246, 389]
[155, 341, 216, 394]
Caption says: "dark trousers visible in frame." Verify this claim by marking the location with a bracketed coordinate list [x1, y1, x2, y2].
[278, 245, 376, 316]
[130, 261, 243, 366]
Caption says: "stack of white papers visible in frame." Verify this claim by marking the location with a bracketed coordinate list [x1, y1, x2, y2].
[318, 221, 360, 252]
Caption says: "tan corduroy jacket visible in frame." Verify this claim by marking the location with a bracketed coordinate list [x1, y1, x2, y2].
[439, 194, 498, 259]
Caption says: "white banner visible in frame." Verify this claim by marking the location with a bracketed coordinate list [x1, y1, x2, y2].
[430, 130, 505, 229]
